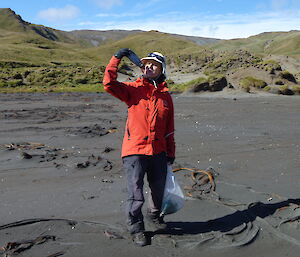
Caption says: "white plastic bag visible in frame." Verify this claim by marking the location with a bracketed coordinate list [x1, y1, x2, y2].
[160, 165, 185, 216]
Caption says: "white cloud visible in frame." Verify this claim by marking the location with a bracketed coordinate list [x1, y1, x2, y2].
[77, 9, 300, 39]
[96, 12, 140, 18]
[92, 0, 123, 9]
[38, 5, 80, 22]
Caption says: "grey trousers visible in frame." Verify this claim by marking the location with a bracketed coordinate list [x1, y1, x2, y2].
[122, 152, 168, 234]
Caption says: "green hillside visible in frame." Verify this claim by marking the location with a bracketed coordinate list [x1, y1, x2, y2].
[69, 30, 143, 47]
[0, 8, 299, 94]
[210, 31, 300, 57]
[0, 8, 91, 66]
[83, 30, 204, 65]
[0, 8, 30, 32]
[1, 7, 300, 66]
[0, 8, 76, 43]
[0, 32, 93, 66]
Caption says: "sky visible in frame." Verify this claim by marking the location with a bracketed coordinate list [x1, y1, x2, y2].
[1, 0, 300, 39]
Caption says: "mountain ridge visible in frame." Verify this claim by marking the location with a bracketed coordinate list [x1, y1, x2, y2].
[210, 30, 300, 56]
[0, 8, 299, 95]
[1, 7, 299, 57]
[0, 8, 221, 47]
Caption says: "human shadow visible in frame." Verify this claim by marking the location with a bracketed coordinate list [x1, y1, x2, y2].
[153, 198, 300, 236]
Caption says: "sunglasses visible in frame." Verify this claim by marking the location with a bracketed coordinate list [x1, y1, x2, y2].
[148, 53, 165, 63]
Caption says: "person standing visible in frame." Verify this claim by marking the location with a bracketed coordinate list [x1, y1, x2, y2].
[103, 48, 175, 246]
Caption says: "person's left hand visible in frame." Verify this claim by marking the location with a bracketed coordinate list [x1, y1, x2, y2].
[114, 48, 132, 59]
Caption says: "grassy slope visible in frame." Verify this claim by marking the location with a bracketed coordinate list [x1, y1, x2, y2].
[0, 8, 93, 66]
[0, 31, 93, 65]
[1, 8, 300, 65]
[0, 30, 204, 66]
[0, 30, 206, 93]
[0, 8, 29, 32]
[266, 32, 300, 56]
[210, 31, 300, 57]
[0, 8, 74, 42]
[82, 31, 204, 65]
[0, 8, 299, 93]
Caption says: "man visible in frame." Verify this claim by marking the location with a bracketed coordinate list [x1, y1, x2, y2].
[103, 48, 175, 247]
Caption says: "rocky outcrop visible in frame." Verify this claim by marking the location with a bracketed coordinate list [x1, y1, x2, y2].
[189, 76, 227, 92]
[189, 82, 210, 92]
[209, 76, 228, 91]
[279, 71, 297, 83]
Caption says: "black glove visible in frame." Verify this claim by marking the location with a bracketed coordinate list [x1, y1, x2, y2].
[167, 157, 175, 165]
[114, 48, 132, 59]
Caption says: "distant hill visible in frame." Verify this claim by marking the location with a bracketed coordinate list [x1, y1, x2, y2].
[1, 7, 300, 61]
[0, 8, 299, 96]
[169, 33, 220, 46]
[0, 8, 220, 47]
[211, 31, 300, 57]
[0, 8, 212, 65]
[82, 30, 206, 65]
[69, 29, 220, 48]
[0, 7, 30, 32]
[69, 30, 143, 47]
[0, 8, 75, 43]
[0, 8, 93, 65]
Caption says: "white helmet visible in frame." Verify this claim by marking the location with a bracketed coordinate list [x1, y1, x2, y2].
[141, 52, 167, 80]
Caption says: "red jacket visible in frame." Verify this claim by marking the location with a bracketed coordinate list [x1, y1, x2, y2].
[103, 56, 175, 158]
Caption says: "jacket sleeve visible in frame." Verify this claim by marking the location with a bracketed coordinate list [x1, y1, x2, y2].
[103, 56, 131, 103]
[165, 94, 176, 158]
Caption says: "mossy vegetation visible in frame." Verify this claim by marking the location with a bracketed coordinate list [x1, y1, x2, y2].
[278, 85, 294, 95]
[0, 84, 103, 93]
[202, 50, 263, 75]
[169, 77, 207, 92]
[0, 64, 105, 93]
[239, 76, 267, 90]
[291, 85, 300, 95]
[165, 79, 175, 85]
[279, 70, 297, 83]
[169, 74, 227, 93]
[258, 59, 282, 73]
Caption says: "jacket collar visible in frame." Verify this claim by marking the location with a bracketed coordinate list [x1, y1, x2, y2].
[136, 77, 169, 92]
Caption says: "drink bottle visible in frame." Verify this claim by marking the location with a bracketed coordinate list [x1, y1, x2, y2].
[127, 51, 143, 68]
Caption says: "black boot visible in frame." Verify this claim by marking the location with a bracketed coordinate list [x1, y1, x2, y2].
[132, 232, 147, 247]
[146, 213, 167, 231]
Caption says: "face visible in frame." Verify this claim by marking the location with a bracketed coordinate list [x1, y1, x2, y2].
[142, 60, 162, 79]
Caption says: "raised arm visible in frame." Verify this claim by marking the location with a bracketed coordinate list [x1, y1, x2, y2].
[103, 53, 131, 103]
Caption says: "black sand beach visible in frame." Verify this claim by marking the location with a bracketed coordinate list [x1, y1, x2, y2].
[0, 92, 299, 257]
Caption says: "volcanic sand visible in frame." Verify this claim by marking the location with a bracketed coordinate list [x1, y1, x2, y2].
[0, 92, 299, 257]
